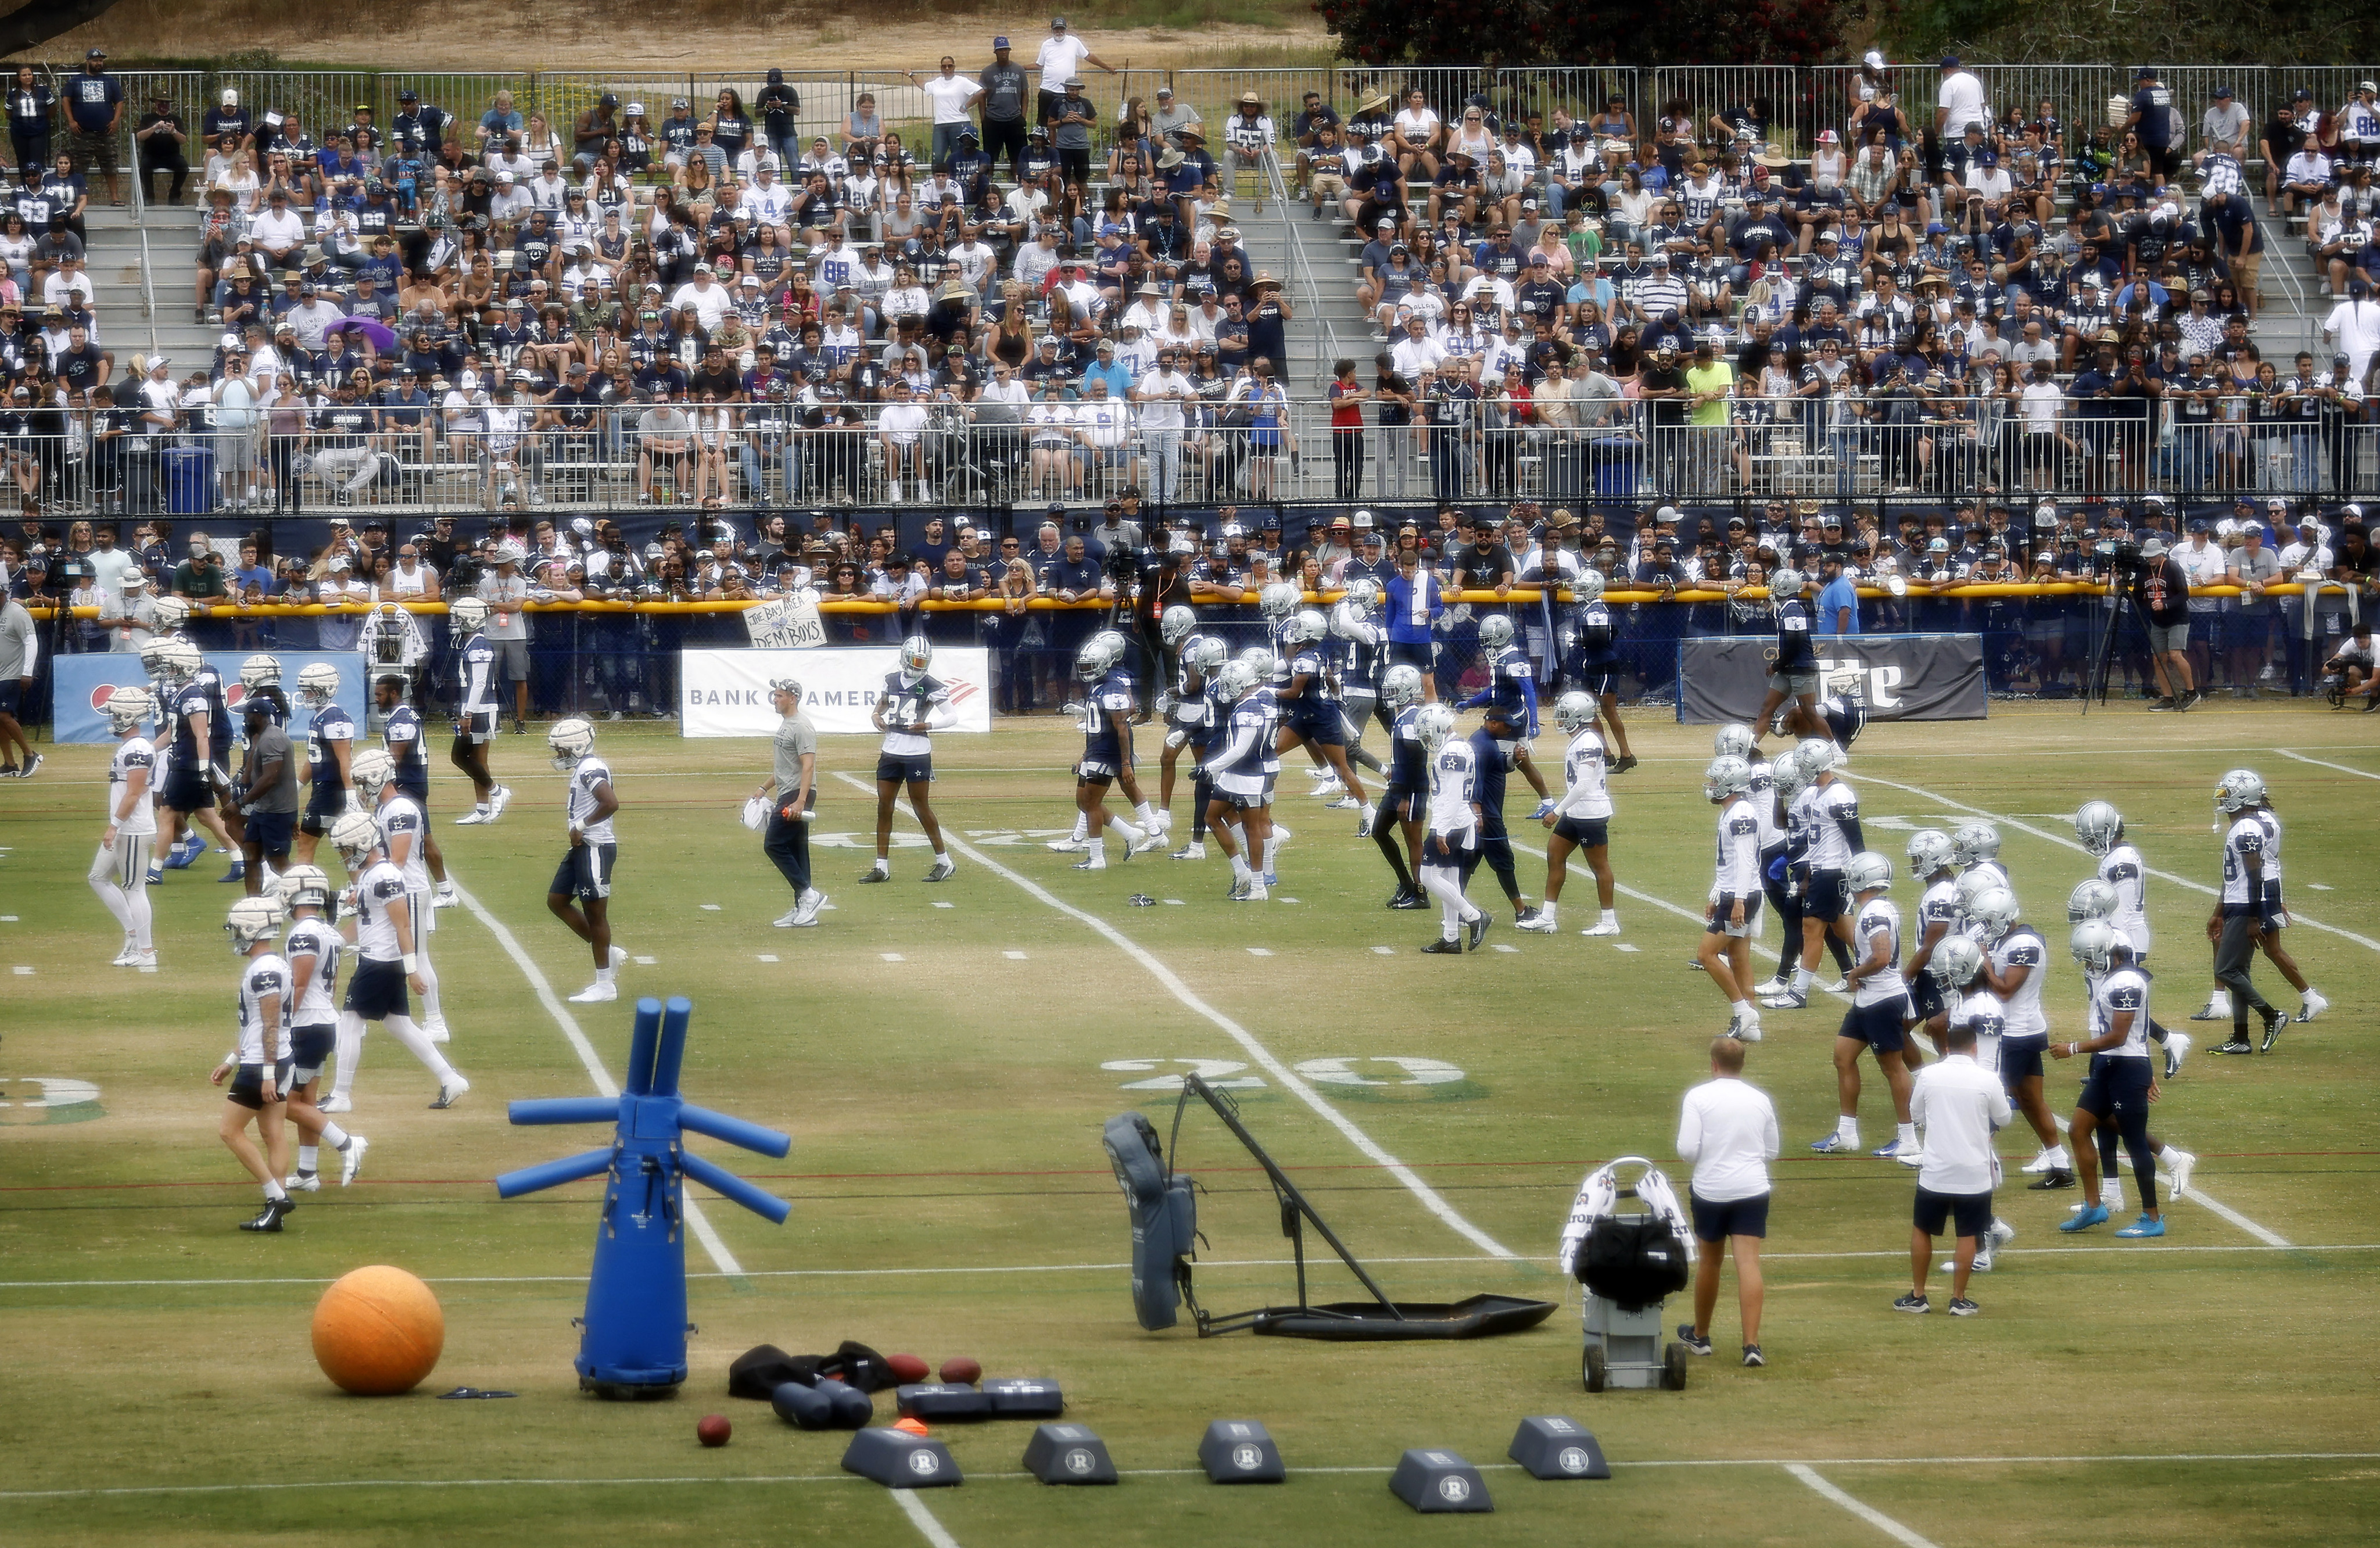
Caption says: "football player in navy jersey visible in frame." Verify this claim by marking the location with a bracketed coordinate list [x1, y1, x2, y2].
[1053, 632, 1157, 871]
[1750, 568, 1826, 749]
[149, 638, 239, 884]
[1809, 686, 1868, 752]
[1525, 690, 1618, 936]
[1159, 629, 1227, 861]
[1697, 754, 1765, 1040]
[861, 636, 959, 883]
[1414, 704, 1490, 952]
[1369, 663, 1428, 908]
[1457, 614, 1555, 815]
[292, 662, 354, 867]
[1566, 569, 1639, 772]
[1276, 610, 1374, 833]
[1327, 577, 1392, 776]
[214, 895, 296, 1232]
[1199, 660, 1279, 901]
[375, 672, 454, 908]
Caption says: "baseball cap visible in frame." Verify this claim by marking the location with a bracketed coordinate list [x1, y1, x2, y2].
[2213, 84, 2234, 99]
[992, 33, 1010, 46]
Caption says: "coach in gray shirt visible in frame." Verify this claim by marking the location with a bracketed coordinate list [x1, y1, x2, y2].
[758, 676, 822, 928]
[236, 698, 300, 888]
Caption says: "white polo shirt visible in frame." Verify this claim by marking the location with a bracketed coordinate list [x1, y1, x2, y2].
[1909, 1053, 2010, 1196]
[1676, 1076, 1780, 1203]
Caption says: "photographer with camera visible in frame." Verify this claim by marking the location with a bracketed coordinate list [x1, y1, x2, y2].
[2127, 533, 2199, 711]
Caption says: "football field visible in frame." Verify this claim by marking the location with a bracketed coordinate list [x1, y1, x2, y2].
[2, 702, 2376, 1547]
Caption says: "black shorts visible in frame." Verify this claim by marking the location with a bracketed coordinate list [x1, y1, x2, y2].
[1388, 640, 1434, 674]
[1839, 997, 1908, 1054]
[1999, 1034, 2047, 1086]
[2077, 1051, 2152, 1120]
[876, 753, 934, 785]
[1379, 784, 1419, 823]
[1805, 868, 1849, 923]
[1422, 831, 1475, 866]
[2145, 142, 2180, 178]
[163, 769, 212, 814]
[1689, 1190, 1770, 1242]
[243, 808, 296, 859]
[228, 1058, 295, 1109]
[289, 1023, 336, 1083]
[0, 679, 17, 716]
[1913, 1185, 1994, 1239]
[551, 840, 618, 902]
[1292, 709, 1345, 747]
[344, 957, 410, 1020]
[1705, 892, 1762, 937]
[300, 784, 346, 836]
[1553, 815, 1608, 849]
[1575, 668, 1620, 697]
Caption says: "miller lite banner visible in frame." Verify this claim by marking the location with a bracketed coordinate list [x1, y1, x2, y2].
[1676, 635, 1988, 725]
[52, 652, 369, 744]
[679, 647, 992, 737]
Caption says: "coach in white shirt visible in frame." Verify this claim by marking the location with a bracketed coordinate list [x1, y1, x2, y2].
[1902, 1021, 2010, 1316]
[1676, 1037, 1780, 1366]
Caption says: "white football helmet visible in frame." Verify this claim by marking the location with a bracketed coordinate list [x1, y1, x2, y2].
[1968, 886, 2020, 944]
[1379, 664, 1423, 709]
[239, 654, 284, 689]
[149, 594, 193, 632]
[1950, 820, 2001, 867]
[2067, 878, 2118, 923]
[899, 635, 933, 678]
[1795, 737, 1837, 776]
[296, 661, 342, 707]
[329, 810, 383, 871]
[1076, 630, 1128, 681]
[1927, 934, 1985, 990]
[105, 686, 154, 735]
[1845, 850, 1893, 895]
[449, 595, 490, 632]
[2214, 768, 2267, 813]
[1770, 748, 1810, 801]
[1477, 614, 1515, 650]
[277, 863, 334, 914]
[2069, 918, 2119, 973]
[1215, 660, 1260, 699]
[549, 716, 596, 769]
[1704, 754, 1752, 801]
[1906, 828, 1956, 877]
[1259, 580, 1300, 621]
[154, 637, 202, 686]
[2072, 800, 2124, 857]
[1414, 703, 1458, 754]
[1185, 636, 1228, 675]
[1572, 569, 1605, 605]
[1160, 604, 1199, 647]
[1768, 569, 1803, 610]
[349, 748, 395, 794]
[1236, 645, 1277, 680]
[1554, 690, 1598, 734]
[226, 895, 286, 951]
[1713, 723, 1756, 759]
[1955, 867, 2008, 918]
[1343, 576, 1382, 611]
[1292, 608, 1329, 644]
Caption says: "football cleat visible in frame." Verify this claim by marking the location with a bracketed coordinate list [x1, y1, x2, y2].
[1421, 938, 1463, 954]
[339, 1135, 370, 1187]
[430, 1076, 471, 1108]
[1073, 858, 1107, 872]
[773, 908, 805, 927]
[1675, 1325, 1714, 1356]
[926, 857, 959, 880]
[608, 946, 628, 971]
[1947, 1297, 1980, 1317]
[486, 785, 513, 820]
[1871, 1138, 1915, 1161]
[1892, 1293, 1930, 1314]
[1236, 883, 1270, 902]
[858, 865, 891, 883]
[318, 1093, 353, 1115]
[2164, 1148, 2197, 1199]
[283, 1172, 322, 1193]
[111, 940, 142, 967]
[1893, 1146, 1925, 1169]
[1326, 794, 1361, 811]
[1970, 1249, 1994, 1273]
[2259, 1007, 2286, 1053]
[454, 806, 491, 826]
[1467, 913, 1492, 951]
[1582, 916, 1622, 937]
[2212, 1038, 2256, 1055]
[2021, 1146, 2069, 1173]
[1516, 913, 1557, 933]
[2114, 1214, 2166, 1239]
[2058, 1203, 2110, 1232]
[239, 1199, 293, 1232]
[1988, 1219, 2018, 1247]
[1818, 977, 1849, 995]
[1170, 841, 1206, 861]
[1809, 1133, 1856, 1153]
[1761, 989, 1808, 1009]
[2026, 1170, 2076, 1191]
[569, 980, 618, 1003]
[1048, 836, 1088, 852]
[2190, 994, 2230, 1022]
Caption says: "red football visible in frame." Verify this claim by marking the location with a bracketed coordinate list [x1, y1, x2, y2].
[938, 1357, 981, 1386]
[697, 1414, 732, 1447]
[886, 1352, 930, 1384]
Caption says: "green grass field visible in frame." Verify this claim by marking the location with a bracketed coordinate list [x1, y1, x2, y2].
[2, 701, 2376, 1547]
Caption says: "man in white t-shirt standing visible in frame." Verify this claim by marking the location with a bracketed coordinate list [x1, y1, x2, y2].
[1935, 57, 1988, 140]
[1674, 1036, 1779, 1367]
[908, 56, 984, 167]
[1033, 16, 1114, 130]
[1898, 1019, 2010, 1317]
[1133, 346, 1193, 503]
[2324, 281, 2380, 382]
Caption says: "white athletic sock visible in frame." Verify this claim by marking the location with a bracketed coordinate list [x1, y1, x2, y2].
[1261, 834, 1281, 873]
[381, 1014, 458, 1084]
[329, 1012, 367, 1101]
[1599, 909, 1618, 927]
[1837, 1116, 1858, 1142]
[1897, 1121, 1917, 1146]
[264, 1181, 288, 1203]
[1109, 815, 1145, 845]
[1227, 820, 1247, 851]
[1730, 999, 1750, 1021]
[296, 1144, 320, 1174]
[1794, 966, 1813, 992]
[596, 963, 615, 984]
[320, 1121, 349, 1149]
[1231, 854, 1253, 883]
[1540, 903, 1558, 924]
[1088, 837, 1106, 863]
[419, 954, 443, 1022]
[1070, 814, 1089, 842]
[1135, 801, 1158, 826]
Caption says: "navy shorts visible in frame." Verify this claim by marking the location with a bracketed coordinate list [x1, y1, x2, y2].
[455, 709, 497, 745]
[1908, 975, 1947, 1024]
[1553, 815, 1608, 848]
[227, 1058, 295, 1109]
[300, 783, 346, 836]
[1379, 784, 1418, 823]
[1689, 1190, 1770, 1242]
[1422, 831, 1475, 866]
[243, 808, 295, 859]
[1293, 708, 1344, 747]
[1805, 868, 1849, 923]
[163, 769, 213, 814]
[345, 957, 410, 1020]
[1913, 1185, 1994, 1239]
[289, 1023, 336, 1084]
[1388, 640, 1434, 674]
[1705, 892, 1762, 937]
[2077, 1051, 2152, 1120]
[551, 841, 618, 902]
[1839, 997, 1908, 1054]
[875, 754, 934, 785]
[1575, 668, 1621, 697]
[1999, 1034, 2047, 1085]
[0, 679, 17, 716]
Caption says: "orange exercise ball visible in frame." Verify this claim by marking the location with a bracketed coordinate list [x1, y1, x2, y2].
[311, 1264, 445, 1395]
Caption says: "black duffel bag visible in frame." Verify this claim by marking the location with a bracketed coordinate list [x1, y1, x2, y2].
[1574, 1214, 1690, 1309]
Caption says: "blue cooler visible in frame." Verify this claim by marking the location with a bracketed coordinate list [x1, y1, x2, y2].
[164, 445, 217, 515]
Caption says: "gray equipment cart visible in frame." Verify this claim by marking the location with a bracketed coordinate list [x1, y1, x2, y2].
[1573, 1157, 1691, 1392]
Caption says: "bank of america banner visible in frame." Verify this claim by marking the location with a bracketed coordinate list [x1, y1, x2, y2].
[679, 648, 992, 737]
[1678, 635, 1988, 725]
[52, 652, 368, 744]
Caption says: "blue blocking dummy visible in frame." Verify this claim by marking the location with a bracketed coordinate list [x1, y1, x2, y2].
[1103, 1112, 1196, 1331]
[496, 997, 791, 1395]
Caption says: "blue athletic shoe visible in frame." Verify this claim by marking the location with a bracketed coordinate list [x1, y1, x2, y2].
[1261, 870, 1278, 887]
[2114, 1214, 2166, 1239]
[1871, 1138, 1915, 1160]
[166, 836, 206, 870]
[2059, 1203, 2110, 1233]
[1531, 798, 1557, 820]
[146, 868, 164, 886]
[1809, 1133, 1855, 1153]
[218, 862, 247, 883]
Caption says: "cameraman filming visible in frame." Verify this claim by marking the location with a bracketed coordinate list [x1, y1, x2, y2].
[2130, 533, 2199, 711]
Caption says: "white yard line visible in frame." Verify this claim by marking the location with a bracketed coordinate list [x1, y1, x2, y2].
[833, 771, 1519, 1261]
[1784, 1465, 1944, 1548]
[892, 1491, 962, 1548]
[2277, 749, 2380, 781]
[447, 876, 745, 1278]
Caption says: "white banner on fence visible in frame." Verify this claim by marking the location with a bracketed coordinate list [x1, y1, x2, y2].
[741, 590, 826, 649]
[680, 648, 992, 737]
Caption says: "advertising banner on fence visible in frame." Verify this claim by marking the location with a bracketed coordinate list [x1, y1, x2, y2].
[680, 648, 992, 737]
[741, 590, 826, 650]
[1676, 635, 1988, 725]
[52, 652, 369, 745]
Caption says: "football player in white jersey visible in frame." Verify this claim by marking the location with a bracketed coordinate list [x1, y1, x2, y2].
[320, 811, 469, 1113]
[1811, 852, 1921, 1160]
[862, 636, 959, 883]
[2194, 772, 2325, 1036]
[546, 718, 629, 1003]
[1696, 754, 1765, 1041]
[2204, 769, 2291, 1054]
[2054, 922, 2167, 1238]
[274, 866, 368, 1192]
[353, 749, 450, 1040]
[1414, 703, 1491, 953]
[91, 687, 159, 968]
[375, 672, 456, 907]
[1523, 690, 1619, 936]
[2071, 799, 2192, 1076]
[1198, 660, 1278, 901]
[212, 895, 296, 1232]
[1900, 829, 1963, 1038]
[1053, 632, 1164, 870]
[1949, 820, 2009, 896]
[1962, 887, 2088, 1191]
[447, 596, 512, 826]
[1768, 738, 1862, 1009]
[1157, 630, 1228, 859]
